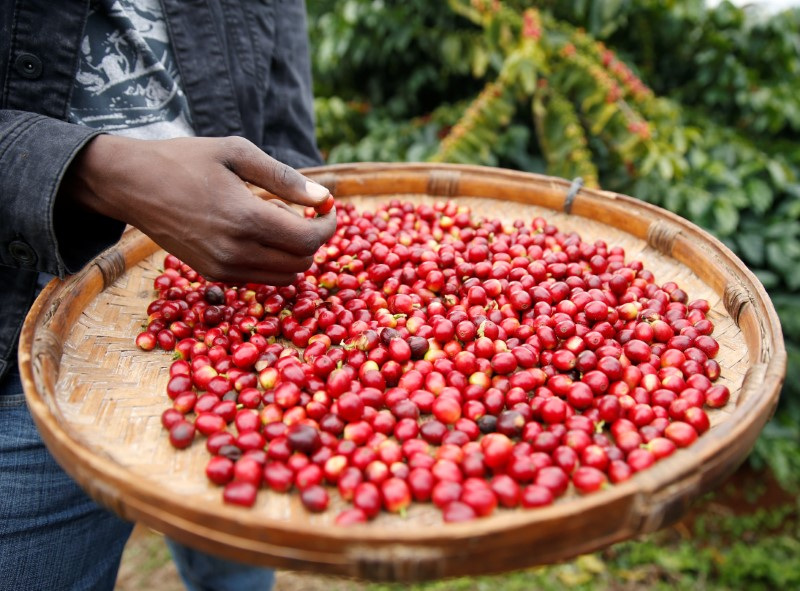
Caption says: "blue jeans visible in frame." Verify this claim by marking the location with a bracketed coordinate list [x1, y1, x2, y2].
[0, 367, 275, 591]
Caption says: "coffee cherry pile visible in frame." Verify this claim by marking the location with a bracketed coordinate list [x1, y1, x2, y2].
[138, 199, 729, 523]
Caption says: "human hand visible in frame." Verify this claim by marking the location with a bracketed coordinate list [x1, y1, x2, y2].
[62, 135, 336, 285]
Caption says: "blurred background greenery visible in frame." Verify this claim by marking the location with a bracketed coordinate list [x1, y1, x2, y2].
[308, 0, 800, 492]
[117, 3, 800, 588]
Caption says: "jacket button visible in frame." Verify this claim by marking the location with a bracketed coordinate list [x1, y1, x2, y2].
[14, 53, 43, 79]
[9, 240, 37, 266]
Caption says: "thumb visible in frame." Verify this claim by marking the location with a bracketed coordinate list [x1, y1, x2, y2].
[221, 137, 331, 207]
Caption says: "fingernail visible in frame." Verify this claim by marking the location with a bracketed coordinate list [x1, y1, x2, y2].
[305, 180, 330, 200]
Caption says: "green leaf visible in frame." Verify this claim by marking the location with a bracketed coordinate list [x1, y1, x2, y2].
[342, 0, 359, 23]
[777, 236, 800, 260]
[516, 58, 537, 96]
[724, 187, 750, 208]
[581, 89, 606, 113]
[657, 156, 675, 181]
[640, 150, 659, 177]
[688, 147, 709, 170]
[753, 269, 781, 289]
[746, 177, 775, 214]
[767, 160, 789, 189]
[773, 293, 800, 336]
[441, 35, 461, 66]
[663, 187, 684, 213]
[786, 270, 800, 291]
[588, 0, 625, 38]
[588, 103, 618, 135]
[486, 17, 503, 48]
[471, 46, 489, 79]
[671, 127, 688, 154]
[686, 188, 713, 219]
[764, 221, 800, 240]
[765, 241, 797, 276]
[712, 199, 740, 236]
[735, 233, 765, 266]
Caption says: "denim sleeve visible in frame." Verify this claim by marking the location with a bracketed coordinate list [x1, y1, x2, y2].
[260, 1, 323, 169]
[0, 110, 125, 277]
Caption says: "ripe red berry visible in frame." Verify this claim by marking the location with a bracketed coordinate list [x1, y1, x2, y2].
[520, 484, 554, 508]
[381, 477, 412, 514]
[314, 194, 335, 216]
[460, 484, 498, 517]
[286, 423, 322, 455]
[442, 501, 477, 523]
[335, 507, 368, 525]
[300, 484, 329, 513]
[572, 466, 608, 494]
[704, 384, 730, 408]
[223, 481, 258, 507]
[168, 420, 195, 449]
[664, 421, 698, 447]
[264, 461, 294, 493]
[205, 456, 235, 485]
[353, 482, 382, 519]
[135, 331, 157, 351]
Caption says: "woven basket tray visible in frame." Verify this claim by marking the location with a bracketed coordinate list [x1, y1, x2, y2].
[20, 163, 785, 582]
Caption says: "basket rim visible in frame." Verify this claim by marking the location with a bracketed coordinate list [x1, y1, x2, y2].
[19, 162, 787, 571]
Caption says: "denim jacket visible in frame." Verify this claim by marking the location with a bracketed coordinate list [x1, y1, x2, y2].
[0, 0, 322, 382]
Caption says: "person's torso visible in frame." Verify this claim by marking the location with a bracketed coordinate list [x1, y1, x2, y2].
[0, 0, 321, 165]
[0, 0, 322, 383]
[68, 0, 196, 140]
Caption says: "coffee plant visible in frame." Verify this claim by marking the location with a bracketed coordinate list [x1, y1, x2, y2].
[308, 0, 800, 489]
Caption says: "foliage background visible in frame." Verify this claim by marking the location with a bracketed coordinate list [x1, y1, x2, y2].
[308, 0, 800, 490]
[114, 3, 800, 589]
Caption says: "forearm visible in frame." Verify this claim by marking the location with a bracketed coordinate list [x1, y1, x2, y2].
[62, 133, 336, 286]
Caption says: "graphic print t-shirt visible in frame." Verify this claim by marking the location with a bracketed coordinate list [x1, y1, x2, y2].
[69, 0, 195, 139]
